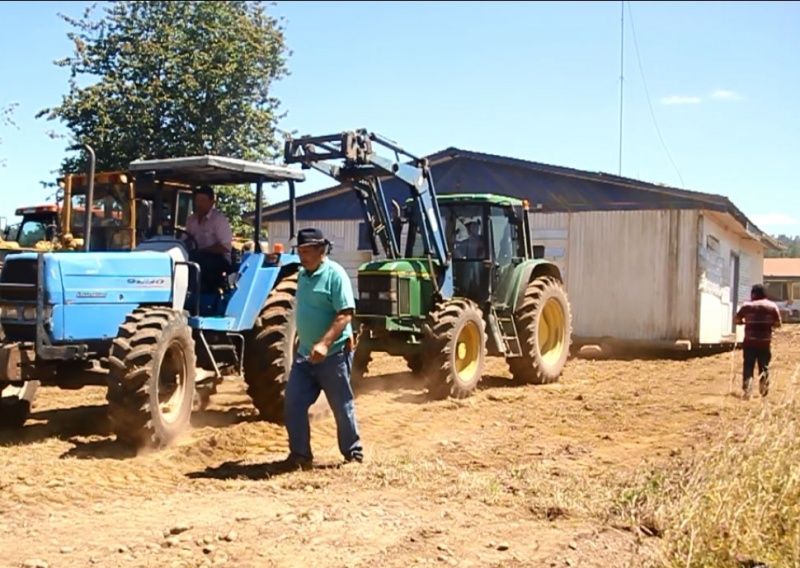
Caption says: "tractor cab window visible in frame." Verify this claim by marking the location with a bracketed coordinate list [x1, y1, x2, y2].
[17, 220, 49, 248]
[447, 206, 486, 260]
[175, 191, 193, 229]
[489, 205, 525, 266]
[407, 203, 487, 259]
[4, 222, 20, 242]
[70, 185, 132, 250]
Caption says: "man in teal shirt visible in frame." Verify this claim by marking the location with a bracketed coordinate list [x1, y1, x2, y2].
[284, 227, 363, 468]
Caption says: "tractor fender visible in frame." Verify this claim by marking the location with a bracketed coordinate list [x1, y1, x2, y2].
[508, 259, 563, 313]
[275, 260, 301, 284]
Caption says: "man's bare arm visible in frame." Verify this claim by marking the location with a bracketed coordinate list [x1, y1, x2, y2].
[319, 309, 354, 348]
[773, 306, 783, 328]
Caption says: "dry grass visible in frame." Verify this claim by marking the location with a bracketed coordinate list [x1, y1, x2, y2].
[617, 361, 800, 568]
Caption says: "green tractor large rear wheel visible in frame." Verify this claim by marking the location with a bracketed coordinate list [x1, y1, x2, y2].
[424, 298, 486, 400]
[508, 276, 572, 384]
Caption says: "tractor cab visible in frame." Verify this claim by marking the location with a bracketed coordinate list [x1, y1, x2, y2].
[127, 155, 306, 320]
[403, 194, 534, 304]
[9, 204, 61, 249]
[56, 170, 193, 251]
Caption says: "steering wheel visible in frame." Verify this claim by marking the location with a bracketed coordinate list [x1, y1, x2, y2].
[162, 226, 199, 252]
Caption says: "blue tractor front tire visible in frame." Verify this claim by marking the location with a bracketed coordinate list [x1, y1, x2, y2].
[106, 307, 197, 449]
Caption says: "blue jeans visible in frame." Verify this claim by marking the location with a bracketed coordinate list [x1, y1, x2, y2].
[284, 349, 363, 462]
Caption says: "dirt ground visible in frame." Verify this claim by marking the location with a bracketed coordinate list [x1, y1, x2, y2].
[1, 327, 798, 568]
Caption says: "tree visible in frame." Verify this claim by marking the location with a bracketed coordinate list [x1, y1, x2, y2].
[37, 1, 291, 237]
[765, 234, 800, 258]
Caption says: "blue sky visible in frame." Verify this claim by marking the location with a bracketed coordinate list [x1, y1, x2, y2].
[0, 1, 798, 236]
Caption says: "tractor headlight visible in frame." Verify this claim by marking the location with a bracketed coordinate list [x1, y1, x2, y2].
[22, 307, 37, 321]
[0, 306, 19, 319]
[359, 290, 371, 301]
[377, 291, 391, 301]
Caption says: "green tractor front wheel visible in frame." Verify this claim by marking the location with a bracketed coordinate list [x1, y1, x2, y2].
[424, 298, 486, 400]
[508, 276, 572, 384]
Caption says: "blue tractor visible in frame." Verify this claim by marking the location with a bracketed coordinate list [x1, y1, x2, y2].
[0, 154, 307, 448]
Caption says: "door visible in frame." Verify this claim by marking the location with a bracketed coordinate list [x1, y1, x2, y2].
[730, 252, 740, 332]
[488, 206, 519, 306]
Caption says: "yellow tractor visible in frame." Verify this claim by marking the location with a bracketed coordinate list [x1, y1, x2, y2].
[1, 171, 194, 263]
[55, 170, 194, 251]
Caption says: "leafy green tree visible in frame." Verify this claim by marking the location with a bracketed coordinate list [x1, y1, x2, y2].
[37, 1, 291, 237]
[765, 234, 800, 258]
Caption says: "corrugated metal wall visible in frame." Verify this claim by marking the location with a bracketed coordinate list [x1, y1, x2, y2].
[264, 220, 371, 295]
[263, 210, 766, 346]
[697, 211, 764, 344]
[531, 209, 700, 342]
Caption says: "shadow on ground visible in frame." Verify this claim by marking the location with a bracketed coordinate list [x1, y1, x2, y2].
[390, 374, 523, 405]
[0, 404, 112, 447]
[186, 458, 343, 481]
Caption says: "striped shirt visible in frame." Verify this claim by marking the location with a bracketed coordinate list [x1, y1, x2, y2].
[736, 298, 782, 348]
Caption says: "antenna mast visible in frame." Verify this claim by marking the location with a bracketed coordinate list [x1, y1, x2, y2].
[618, 0, 624, 176]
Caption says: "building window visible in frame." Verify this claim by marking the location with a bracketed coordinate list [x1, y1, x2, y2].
[766, 282, 787, 301]
[358, 222, 373, 251]
[793, 281, 800, 301]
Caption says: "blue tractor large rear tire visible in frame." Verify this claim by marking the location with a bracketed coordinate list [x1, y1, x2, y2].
[106, 307, 197, 449]
[243, 272, 298, 424]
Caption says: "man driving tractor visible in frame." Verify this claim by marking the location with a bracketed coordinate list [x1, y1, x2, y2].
[183, 185, 234, 290]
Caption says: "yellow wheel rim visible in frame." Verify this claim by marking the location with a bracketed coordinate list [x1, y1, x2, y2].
[454, 321, 481, 384]
[537, 297, 566, 366]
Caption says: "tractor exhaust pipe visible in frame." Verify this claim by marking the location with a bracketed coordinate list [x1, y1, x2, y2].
[81, 144, 96, 252]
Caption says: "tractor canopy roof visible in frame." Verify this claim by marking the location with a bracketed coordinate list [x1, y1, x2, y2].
[404, 193, 526, 208]
[127, 155, 306, 187]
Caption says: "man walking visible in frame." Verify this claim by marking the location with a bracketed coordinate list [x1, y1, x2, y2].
[283, 227, 363, 469]
[734, 283, 782, 400]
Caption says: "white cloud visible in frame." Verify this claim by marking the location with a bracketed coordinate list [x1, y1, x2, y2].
[659, 89, 745, 106]
[660, 95, 702, 105]
[751, 213, 798, 227]
[710, 89, 744, 101]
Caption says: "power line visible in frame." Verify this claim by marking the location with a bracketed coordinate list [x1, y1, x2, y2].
[625, 1, 685, 188]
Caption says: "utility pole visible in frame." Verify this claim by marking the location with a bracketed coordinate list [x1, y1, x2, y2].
[618, 0, 624, 176]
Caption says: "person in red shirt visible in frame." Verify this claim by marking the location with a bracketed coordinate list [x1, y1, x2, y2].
[734, 283, 782, 399]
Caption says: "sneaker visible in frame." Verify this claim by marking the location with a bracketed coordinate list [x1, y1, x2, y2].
[344, 452, 363, 464]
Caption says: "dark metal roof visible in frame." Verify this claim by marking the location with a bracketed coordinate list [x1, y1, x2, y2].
[128, 155, 305, 186]
[249, 146, 782, 250]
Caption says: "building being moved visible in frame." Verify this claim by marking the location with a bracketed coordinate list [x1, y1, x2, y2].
[250, 147, 782, 351]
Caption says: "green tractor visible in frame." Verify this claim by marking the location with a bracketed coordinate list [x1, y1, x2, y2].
[284, 130, 572, 399]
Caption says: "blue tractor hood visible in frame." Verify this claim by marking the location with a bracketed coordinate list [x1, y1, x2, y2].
[1, 250, 176, 343]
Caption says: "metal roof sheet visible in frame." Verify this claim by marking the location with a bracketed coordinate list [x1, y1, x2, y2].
[128, 155, 305, 185]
